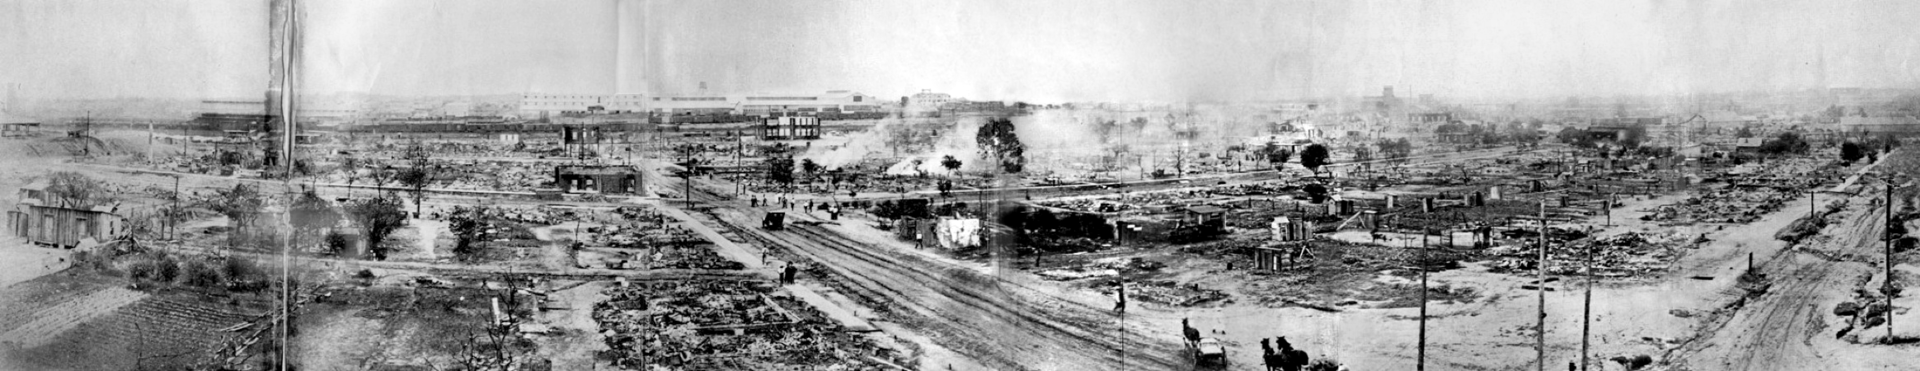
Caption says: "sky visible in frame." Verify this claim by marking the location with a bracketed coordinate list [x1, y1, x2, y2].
[4, 0, 1919, 102]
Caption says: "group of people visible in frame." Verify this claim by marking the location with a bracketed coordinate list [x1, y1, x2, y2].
[778, 263, 799, 285]
[750, 196, 846, 220]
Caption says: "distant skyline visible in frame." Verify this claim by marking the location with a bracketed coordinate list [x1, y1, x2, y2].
[5, 0, 1920, 103]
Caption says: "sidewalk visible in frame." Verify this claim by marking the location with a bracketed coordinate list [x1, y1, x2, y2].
[648, 201, 767, 269]
[788, 283, 878, 332]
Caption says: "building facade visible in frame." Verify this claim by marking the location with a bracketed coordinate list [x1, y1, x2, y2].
[761, 116, 821, 140]
[650, 90, 881, 116]
[554, 165, 643, 195]
[7, 182, 125, 248]
[519, 94, 648, 117]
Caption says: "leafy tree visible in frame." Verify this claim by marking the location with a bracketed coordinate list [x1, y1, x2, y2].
[1734, 126, 1755, 138]
[44, 172, 105, 208]
[1025, 208, 1059, 234]
[1352, 146, 1373, 163]
[1758, 132, 1809, 155]
[1093, 119, 1121, 143]
[871, 200, 901, 219]
[1842, 142, 1864, 164]
[1300, 144, 1331, 176]
[766, 156, 795, 187]
[324, 231, 353, 256]
[340, 156, 363, 198]
[347, 194, 409, 260]
[1265, 145, 1293, 170]
[447, 206, 494, 261]
[1620, 126, 1649, 147]
[800, 159, 821, 180]
[941, 155, 963, 176]
[975, 117, 1026, 174]
[204, 183, 264, 247]
[289, 187, 341, 253]
[222, 257, 267, 291]
[1559, 128, 1597, 147]
[1377, 138, 1413, 162]
[1303, 183, 1330, 203]
[1509, 129, 1542, 145]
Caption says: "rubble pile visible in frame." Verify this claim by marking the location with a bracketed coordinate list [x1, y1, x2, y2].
[1102, 280, 1230, 307]
[606, 245, 744, 270]
[1644, 186, 1795, 224]
[1037, 257, 1163, 281]
[594, 280, 908, 370]
[1037, 199, 1138, 214]
[1488, 232, 1687, 277]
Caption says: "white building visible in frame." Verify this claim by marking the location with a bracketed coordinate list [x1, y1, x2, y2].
[441, 101, 472, 117]
[518, 93, 648, 116]
[649, 90, 882, 116]
[909, 89, 953, 109]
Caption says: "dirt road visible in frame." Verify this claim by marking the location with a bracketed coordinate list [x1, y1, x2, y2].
[1670, 176, 1894, 371]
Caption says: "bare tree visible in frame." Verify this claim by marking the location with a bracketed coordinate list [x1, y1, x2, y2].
[397, 142, 434, 215]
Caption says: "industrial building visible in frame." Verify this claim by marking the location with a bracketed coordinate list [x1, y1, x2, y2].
[518, 91, 883, 118]
[651, 90, 883, 116]
[518, 93, 648, 117]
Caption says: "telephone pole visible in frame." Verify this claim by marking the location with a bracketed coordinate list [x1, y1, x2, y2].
[1418, 229, 1429, 371]
[1537, 200, 1548, 371]
[1582, 229, 1595, 371]
[1887, 179, 1896, 343]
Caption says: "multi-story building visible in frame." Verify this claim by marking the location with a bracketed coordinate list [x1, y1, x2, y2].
[761, 115, 821, 140]
[909, 89, 954, 108]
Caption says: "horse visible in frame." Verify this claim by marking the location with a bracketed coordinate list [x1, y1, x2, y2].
[1181, 318, 1201, 347]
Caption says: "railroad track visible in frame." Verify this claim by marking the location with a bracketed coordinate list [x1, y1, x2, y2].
[708, 203, 1181, 371]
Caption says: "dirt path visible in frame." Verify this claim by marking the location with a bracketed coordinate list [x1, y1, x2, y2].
[412, 218, 445, 261]
[1670, 166, 1905, 370]
[532, 281, 611, 371]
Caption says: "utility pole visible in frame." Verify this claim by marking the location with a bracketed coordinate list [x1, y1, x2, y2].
[1582, 230, 1594, 371]
[1537, 200, 1548, 371]
[1887, 179, 1896, 343]
[1419, 229, 1428, 371]
[1605, 193, 1613, 227]
[1118, 280, 1127, 371]
[170, 176, 180, 242]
